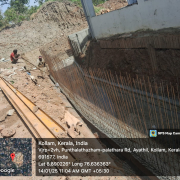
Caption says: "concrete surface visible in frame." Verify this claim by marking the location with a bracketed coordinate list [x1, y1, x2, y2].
[90, 0, 180, 39]
[68, 28, 90, 56]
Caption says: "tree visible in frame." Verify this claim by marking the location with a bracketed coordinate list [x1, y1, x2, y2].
[0, 0, 30, 23]
[0, 0, 28, 6]
[34, 0, 48, 6]
[0, 0, 29, 13]
[35, 0, 44, 5]
[10, 0, 29, 13]
[4, 8, 19, 22]
[27, 5, 38, 15]
[0, 10, 4, 27]
[0, 0, 9, 5]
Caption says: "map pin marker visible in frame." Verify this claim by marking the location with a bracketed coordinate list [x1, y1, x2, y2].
[10, 153, 15, 161]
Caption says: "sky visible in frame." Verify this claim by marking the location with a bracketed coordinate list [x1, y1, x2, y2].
[0, 0, 39, 13]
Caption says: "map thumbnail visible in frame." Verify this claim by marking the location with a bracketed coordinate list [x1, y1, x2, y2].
[0, 138, 32, 176]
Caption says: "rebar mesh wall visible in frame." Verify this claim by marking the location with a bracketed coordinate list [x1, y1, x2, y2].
[42, 52, 180, 179]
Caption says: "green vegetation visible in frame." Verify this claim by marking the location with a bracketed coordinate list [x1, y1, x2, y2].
[0, 0, 107, 30]
[69, 0, 82, 7]
[92, 0, 107, 6]
[94, 6, 103, 14]
[0, 10, 4, 27]
[0, 0, 40, 29]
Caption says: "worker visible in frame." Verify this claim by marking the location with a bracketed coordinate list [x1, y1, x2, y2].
[37, 55, 45, 67]
[10, 49, 20, 64]
[39, 56, 42, 62]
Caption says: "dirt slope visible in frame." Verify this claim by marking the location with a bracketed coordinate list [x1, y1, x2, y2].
[0, 1, 87, 65]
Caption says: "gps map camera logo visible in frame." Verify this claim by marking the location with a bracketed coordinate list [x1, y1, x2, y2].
[150, 130, 157, 137]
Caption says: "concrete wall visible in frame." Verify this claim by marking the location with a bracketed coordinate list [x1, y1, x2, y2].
[91, 0, 180, 39]
[68, 28, 90, 56]
[127, 0, 137, 5]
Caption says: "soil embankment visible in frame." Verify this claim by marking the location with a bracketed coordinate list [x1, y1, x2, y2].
[0, 1, 87, 65]
[76, 28, 180, 88]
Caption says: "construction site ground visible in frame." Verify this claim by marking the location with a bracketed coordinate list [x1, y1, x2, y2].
[0, 58, 150, 180]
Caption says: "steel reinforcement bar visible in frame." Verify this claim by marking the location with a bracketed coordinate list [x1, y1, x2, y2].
[42, 55, 180, 180]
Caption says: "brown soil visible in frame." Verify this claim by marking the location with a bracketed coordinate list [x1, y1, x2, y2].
[76, 29, 180, 96]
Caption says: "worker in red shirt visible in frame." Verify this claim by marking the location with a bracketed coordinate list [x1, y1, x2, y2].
[10, 49, 20, 64]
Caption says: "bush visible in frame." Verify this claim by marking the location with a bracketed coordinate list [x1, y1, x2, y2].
[94, 6, 103, 14]
[0, 10, 9, 29]
[4, 8, 19, 23]
[0, 10, 3, 27]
